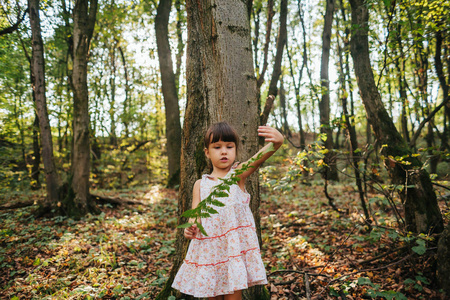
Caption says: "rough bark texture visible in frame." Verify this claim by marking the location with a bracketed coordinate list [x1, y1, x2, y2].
[349, 0, 443, 234]
[320, 0, 338, 181]
[70, 0, 98, 217]
[437, 223, 450, 295]
[28, 0, 61, 207]
[155, 0, 182, 188]
[157, 1, 268, 299]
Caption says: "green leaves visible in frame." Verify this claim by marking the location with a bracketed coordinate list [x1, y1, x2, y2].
[411, 239, 427, 255]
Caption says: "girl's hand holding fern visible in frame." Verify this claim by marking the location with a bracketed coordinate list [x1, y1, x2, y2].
[184, 224, 199, 239]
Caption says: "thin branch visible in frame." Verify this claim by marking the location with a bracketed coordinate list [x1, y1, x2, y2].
[0, 5, 28, 36]
[409, 95, 450, 147]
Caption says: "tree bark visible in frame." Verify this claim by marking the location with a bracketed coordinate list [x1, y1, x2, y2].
[349, 0, 443, 234]
[109, 42, 117, 146]
[336, 0, 369, 225]
[28, 0, 61, 207]
[118, 45, 130, 138]
[320, 0, 339, 181]
[433, 30, 450, 157]
[155, 0, 182, 188]
[69, 0, 98, 217]
[260, 0, 287, 127]
[31, 113, 41, 189]
[393, 21, 410, 144]
[174, 0, 185, 92]
[437, 223, 450, 294]
[157, 1, 268, 299]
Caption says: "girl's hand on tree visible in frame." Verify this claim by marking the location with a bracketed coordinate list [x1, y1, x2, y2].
[257, 126, 284, 149]
[184, 224, 199, 239]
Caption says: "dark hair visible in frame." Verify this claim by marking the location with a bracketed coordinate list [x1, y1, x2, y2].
[204, 122, 240, 151]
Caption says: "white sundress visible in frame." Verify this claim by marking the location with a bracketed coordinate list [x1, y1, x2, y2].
[172, 167, 268, 297]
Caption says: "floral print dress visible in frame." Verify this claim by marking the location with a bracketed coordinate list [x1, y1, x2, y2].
[172, 167, 268, 298]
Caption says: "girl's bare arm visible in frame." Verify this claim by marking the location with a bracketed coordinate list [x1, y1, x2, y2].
[184, 180, 201, 239]
[236, 126, 284, 182]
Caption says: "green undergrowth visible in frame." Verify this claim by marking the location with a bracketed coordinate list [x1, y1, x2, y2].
[0, 187, 177, 299]
[0, 171, 449, 299]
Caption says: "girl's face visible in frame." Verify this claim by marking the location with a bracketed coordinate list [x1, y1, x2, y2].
[205, 139, 236, 171]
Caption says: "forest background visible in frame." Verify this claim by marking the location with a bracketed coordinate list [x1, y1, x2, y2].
[1, 0, 450, 299]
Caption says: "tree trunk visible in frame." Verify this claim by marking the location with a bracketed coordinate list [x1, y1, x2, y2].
[320, 0, 339, 181]
[109, 42, 117, 146]
[280, 80, 291, 137]
[393, 21, 411, 144]
[69, 0, 98, 217]
[437, 223, 450, 295]
[174, 0, 185, 92]
[117, 45, 130, 138]
[336, 0, 370, 225]
[28, 0, 61, 208]
[349, 0, 443, 234]
[31, 113, 41, 190]
[260, 0, 287, 127]
[155, 0, 182, 188]
[157, 1, 268, 299]
[434, 30, 449, 163]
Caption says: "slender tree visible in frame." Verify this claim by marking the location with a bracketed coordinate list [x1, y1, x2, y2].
[320, 0, 338, 181]
[261, 0, 287, 127]
[28, 0, 62, 210]
[349, 0, 443, 234]
[155, 0, 182, 187]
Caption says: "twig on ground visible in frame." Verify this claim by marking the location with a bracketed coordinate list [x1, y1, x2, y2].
[268, 269, 331, 278]
[317, 253, 415, 296]
[0, 200, 36, 210]
[357, 245, 408, 265]
[92, 193, 145, 206]
[304, 273, 311, 300]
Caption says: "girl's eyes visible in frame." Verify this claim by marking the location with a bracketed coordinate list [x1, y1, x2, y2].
[213, 145, 234, 149]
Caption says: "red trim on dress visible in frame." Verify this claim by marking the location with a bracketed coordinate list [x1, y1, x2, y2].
[184, 247, 260, 267]
[193, 225, 255, 240]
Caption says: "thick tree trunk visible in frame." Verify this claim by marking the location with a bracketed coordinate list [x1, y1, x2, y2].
[69, 0, 98, 217]
[157, 1, 268, 299]
[28, 0, 61, 207]
[320, 0, 339, 181]
[349, 0, 443, 234]
[155, 0, 182, 188]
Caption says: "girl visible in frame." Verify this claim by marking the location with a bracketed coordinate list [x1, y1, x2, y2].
[172, 122, 284, 300]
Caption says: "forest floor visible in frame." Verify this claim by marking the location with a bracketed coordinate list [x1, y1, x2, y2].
[0, 171, 449, 300]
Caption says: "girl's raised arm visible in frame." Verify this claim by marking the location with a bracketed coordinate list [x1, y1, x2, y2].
[236, 126, 284, 183]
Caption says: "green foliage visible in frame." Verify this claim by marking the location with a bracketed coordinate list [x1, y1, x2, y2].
[403, 273, 430, 292]
[357, 277, 408, 300]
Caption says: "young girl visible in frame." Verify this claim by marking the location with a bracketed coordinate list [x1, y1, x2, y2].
[172, 122, 284, 300]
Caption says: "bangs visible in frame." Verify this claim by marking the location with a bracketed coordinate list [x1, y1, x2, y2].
[205, 122, 240, 148]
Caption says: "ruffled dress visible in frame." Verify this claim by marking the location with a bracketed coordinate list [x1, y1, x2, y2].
[172, 167, 268, 297]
